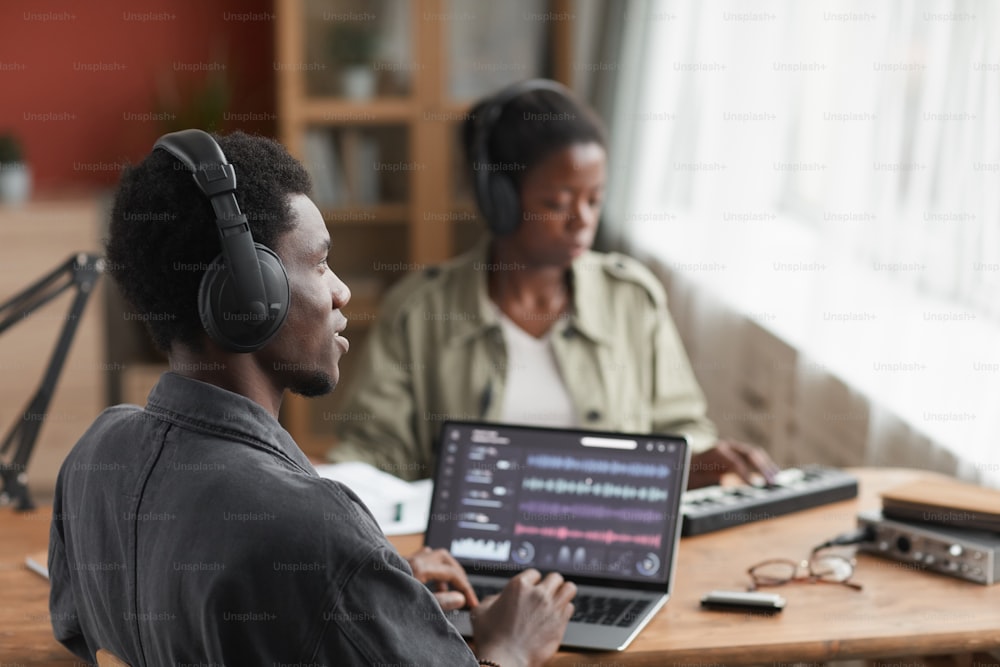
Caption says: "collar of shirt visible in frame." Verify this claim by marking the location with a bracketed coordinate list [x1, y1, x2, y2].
[144, 372, 315, 475]
[440, 238, 613, 347]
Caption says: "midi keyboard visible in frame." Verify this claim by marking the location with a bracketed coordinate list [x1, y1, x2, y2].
[681, 465, 859, 536]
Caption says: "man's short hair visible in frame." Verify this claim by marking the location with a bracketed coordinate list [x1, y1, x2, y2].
[106, 131, 311, 352]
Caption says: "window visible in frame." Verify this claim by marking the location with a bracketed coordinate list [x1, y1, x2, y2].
[601, 0, 1000, 483]
[608, 0, 999, 321]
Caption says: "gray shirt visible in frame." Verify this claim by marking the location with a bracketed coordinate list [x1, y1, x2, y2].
[49, 372, 478, 666]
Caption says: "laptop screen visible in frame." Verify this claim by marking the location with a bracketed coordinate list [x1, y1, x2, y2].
[425, 421, 689, 587]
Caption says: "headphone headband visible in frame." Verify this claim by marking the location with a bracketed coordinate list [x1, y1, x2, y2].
[471, 79, 574, 236]
[153, 130, 289, 352]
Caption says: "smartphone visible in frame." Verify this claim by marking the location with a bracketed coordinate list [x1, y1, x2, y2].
[700, 590, 786, 613]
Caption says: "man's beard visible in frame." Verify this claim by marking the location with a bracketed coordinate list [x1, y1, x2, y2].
[289, 370, 336, 398]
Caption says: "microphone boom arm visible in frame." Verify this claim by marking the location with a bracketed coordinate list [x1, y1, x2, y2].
[0, 253, 103, 511]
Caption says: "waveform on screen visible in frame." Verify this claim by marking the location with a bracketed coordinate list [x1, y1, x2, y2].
[513, 523, 662, 548]
[518, 500, 665, 524]
[526, 455, 671, 479]
[522, 477, 669, 502]
[451, 538, 511, 561]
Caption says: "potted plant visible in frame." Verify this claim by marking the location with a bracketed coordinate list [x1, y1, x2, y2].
[328, 22, 379, 99]
[0, 132, 31, 205]
[155, 70, 231, 134]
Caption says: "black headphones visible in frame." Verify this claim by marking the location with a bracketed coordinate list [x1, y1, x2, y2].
[154, 129, 290, 353]
[470, 78, 573, 236]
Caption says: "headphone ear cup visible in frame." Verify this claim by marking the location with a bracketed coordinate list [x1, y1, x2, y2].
[484, 171, 521, 236]
[198, 244, 290, 352]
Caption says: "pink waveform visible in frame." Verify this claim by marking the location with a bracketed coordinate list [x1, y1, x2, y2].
[512, 523, 662, 548]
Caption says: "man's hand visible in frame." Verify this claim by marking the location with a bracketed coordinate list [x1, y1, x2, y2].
[471, 569, 576, 667]
[406, 546, 478, 611]
[688, 439, 780, 489]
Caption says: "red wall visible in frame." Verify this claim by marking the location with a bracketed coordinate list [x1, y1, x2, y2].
[0, 0, 276, 190]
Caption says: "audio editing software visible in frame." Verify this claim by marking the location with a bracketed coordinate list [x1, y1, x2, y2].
[427, 423, 688, 584]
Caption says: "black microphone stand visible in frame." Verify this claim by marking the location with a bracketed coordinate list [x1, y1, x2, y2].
[0, 253, 103, 511]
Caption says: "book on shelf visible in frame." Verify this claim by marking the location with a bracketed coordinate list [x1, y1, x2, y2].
[339, 128, 380, 206]
[303, 127, 346, 209]
[303, 127, 381, 209]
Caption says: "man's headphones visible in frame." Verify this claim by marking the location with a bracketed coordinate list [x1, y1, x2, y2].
[153, 129, 290, 353]
[470, 78, 573, 236]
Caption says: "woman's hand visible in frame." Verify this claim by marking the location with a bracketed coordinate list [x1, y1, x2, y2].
[688, 439, 780, 489]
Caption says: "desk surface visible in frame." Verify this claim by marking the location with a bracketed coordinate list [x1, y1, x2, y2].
[4, 468, 999, 665]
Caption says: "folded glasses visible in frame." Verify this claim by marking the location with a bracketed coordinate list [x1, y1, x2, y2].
[748, 553, 863, 592]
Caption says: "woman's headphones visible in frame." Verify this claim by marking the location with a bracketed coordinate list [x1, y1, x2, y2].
[469, 79, 573, 236]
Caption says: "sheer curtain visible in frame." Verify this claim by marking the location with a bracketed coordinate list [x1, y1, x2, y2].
[606, 0, 999, 315]
[601, 0, 1000, 484]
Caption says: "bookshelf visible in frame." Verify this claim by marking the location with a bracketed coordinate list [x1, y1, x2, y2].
[274, 0, 573, 456]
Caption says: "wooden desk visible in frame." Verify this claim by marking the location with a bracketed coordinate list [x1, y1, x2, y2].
[4, 468, 999, 665]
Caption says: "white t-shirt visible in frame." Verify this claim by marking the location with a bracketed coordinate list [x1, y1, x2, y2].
[495, 307, 578, 428]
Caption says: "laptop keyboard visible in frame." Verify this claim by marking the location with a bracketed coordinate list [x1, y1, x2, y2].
[472, 585, 651, 627]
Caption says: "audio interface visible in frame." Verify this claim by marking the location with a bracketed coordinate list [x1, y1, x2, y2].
[856, 510, 1000, 585]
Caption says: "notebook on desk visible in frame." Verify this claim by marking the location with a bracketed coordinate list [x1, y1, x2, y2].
[424, 421, 689, 651]
[880, 476, 1000, 533]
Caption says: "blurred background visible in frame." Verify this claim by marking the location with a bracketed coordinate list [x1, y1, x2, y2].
[0, 0, 997, 504]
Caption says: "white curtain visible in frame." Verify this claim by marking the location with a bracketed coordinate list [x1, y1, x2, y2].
[603, 0, 1000, 485]
[608, 0, 999, 319]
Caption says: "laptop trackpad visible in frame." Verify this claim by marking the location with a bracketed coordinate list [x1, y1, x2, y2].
[444, 580, 665, 652]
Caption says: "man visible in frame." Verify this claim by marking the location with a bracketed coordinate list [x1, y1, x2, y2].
[49, 130, 574, 666]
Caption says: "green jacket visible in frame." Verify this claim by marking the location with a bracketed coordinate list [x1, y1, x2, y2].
[329, 241, 717, 480]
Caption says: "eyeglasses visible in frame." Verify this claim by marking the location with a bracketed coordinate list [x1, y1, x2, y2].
[747, 552, 863, 592]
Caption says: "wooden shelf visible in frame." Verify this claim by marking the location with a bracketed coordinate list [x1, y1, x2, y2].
[274, 0, 573, 448]
[442, 100, 474, 116]
[321, 203, 408, 225]
[302, 98, 417, 124]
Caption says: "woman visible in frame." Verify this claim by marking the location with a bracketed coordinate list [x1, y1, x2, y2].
[329, 79, 777, 489]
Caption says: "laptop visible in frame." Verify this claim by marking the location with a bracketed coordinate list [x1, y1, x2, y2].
[425, 421, 690, 651]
